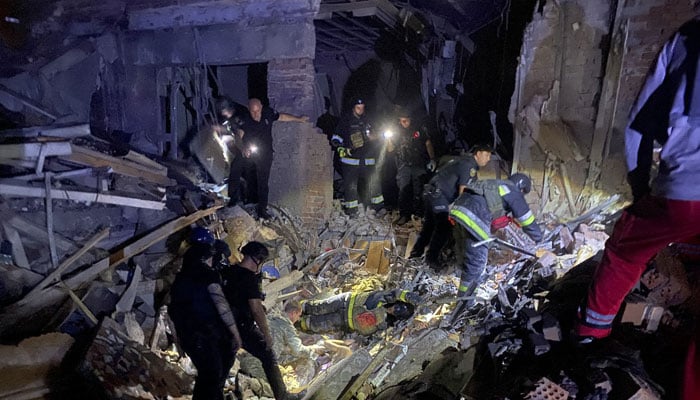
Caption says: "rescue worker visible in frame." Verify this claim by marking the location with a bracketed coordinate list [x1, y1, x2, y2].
[332, 98, 384, 215]
[571, 13, 700, 399]
[215, 96, 246, 207]
[387, 107, 436, 225]
[449, 174, 543, 297]
[239, 98, 308, 220]
[298, 289, 420, 336]
[409, 144, 493, 270]
[269, 301, 320, 386]
[169, 227, 242, 400]
[220, 241, 303, 400]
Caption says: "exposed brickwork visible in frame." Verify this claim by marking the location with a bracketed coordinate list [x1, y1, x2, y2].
[267, 58, 317, 119]
[268, 122, 333, 227]
[612, 0, 694, 143]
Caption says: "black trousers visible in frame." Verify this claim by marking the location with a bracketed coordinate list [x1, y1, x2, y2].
[178, 325, 237, 400]
[243, 153, 273, 212]
[412, 205, 452, 263]
[239, 322, 287, 399]
[342, 162, 383, 211]
[228, 149, 245, 205]
[396, 164, 426, 217]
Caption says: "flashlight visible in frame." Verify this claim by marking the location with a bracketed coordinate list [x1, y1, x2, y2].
[249, 145, 259, 154]
[383, 129, 394, 139]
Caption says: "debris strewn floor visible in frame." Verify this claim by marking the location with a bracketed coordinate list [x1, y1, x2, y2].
[0, 132, 697, 399]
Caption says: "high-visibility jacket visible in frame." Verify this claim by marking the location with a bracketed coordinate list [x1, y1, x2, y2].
[449, 179, 542, 242]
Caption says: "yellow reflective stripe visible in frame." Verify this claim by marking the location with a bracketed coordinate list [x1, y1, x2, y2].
[498, 185, 510, 196]
[458, 284, 470, 293]
[518, 210, 535, 226]
[371, 195, 384, 204]
[341, 157, 360, 165]
[449, 209, 490, 240]
[344, 200, 359, 208]
[347, 293, 357, 331]
[300, 316, 308, 331]
[399, 290, 408, 302]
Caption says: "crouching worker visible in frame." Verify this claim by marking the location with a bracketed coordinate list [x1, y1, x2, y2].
[269, 301, 321, 386]
[298, 289, 420, 336]
[449, 174, 543, 298]
[169, 227, 242, 400]
[221, 241, 304, 400]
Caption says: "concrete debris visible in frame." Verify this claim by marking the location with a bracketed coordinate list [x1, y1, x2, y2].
[0, 128, 690, 400]
[525, 377, 569, 400]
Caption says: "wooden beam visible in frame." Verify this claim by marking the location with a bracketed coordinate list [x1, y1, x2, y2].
[1, 124, 90, 138]
[60, 206, 221, 291]
[61, 282, 99, 324]
[63, 144, 174, 186]
[0, 142, 72, 160]
[0, 83, 57, 120]
[0, 182, 166, 210]
[21, 228, 110, 302]
[45, 173, 58, 270]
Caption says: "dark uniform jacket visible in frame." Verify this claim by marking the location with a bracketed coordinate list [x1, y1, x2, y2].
[449, 179, 543, 242]
[169, 259, 230, 336]
[221, 264, 265, 327]
[239, 107, 280, 155]
[396, 124, 430, 167]
[334, 113, 376, 160]
[424, 156, 479, 212]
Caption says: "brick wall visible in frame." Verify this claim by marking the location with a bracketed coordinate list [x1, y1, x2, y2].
[266, 56, 332, 226]
[268, 122, 333, 227]
[267, 58, 318, 120]
[611, 0, 694, 153]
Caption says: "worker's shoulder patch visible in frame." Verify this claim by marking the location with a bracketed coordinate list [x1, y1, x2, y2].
[469, 168, 477, 177]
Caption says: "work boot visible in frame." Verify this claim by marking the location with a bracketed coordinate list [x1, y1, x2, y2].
[427, 258, 444, 272]
[285, 390, 307, 400]
[393, 215, 410, 225]
[257, 207, 272, 220]
[344, 207, 358, 217]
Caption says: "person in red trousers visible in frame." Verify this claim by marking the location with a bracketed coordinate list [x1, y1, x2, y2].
[573, 11, 700, 400]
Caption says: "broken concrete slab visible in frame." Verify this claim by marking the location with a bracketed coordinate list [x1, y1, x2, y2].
[80, 317, 192, 398]
[0, 332, 75, 399]
[306, 349, 372, 400]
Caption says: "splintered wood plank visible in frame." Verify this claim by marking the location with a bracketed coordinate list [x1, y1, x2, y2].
[350, 239, 369, 262]
[404, 232, 417, 259]
[0, 183, 166, 210]
[0, 142, 72, 159]
[64, 145, 174, 186]
[365, 240, 390, 275]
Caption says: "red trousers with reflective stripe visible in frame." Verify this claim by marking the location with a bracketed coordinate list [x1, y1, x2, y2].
[575, 195, 700, 338]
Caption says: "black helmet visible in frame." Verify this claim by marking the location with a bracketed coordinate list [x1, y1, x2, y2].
[241, 241, 269, 262]
[352, 97, 364, 106]
[509, 173, 532, 194]
[191, 227, 215, 245]
[390, 302, 415, 319]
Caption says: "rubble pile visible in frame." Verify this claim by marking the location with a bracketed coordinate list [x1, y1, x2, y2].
[0, 128, 697, 400]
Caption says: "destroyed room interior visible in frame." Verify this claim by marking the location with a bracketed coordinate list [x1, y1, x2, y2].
[1, 0, 699, 399]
